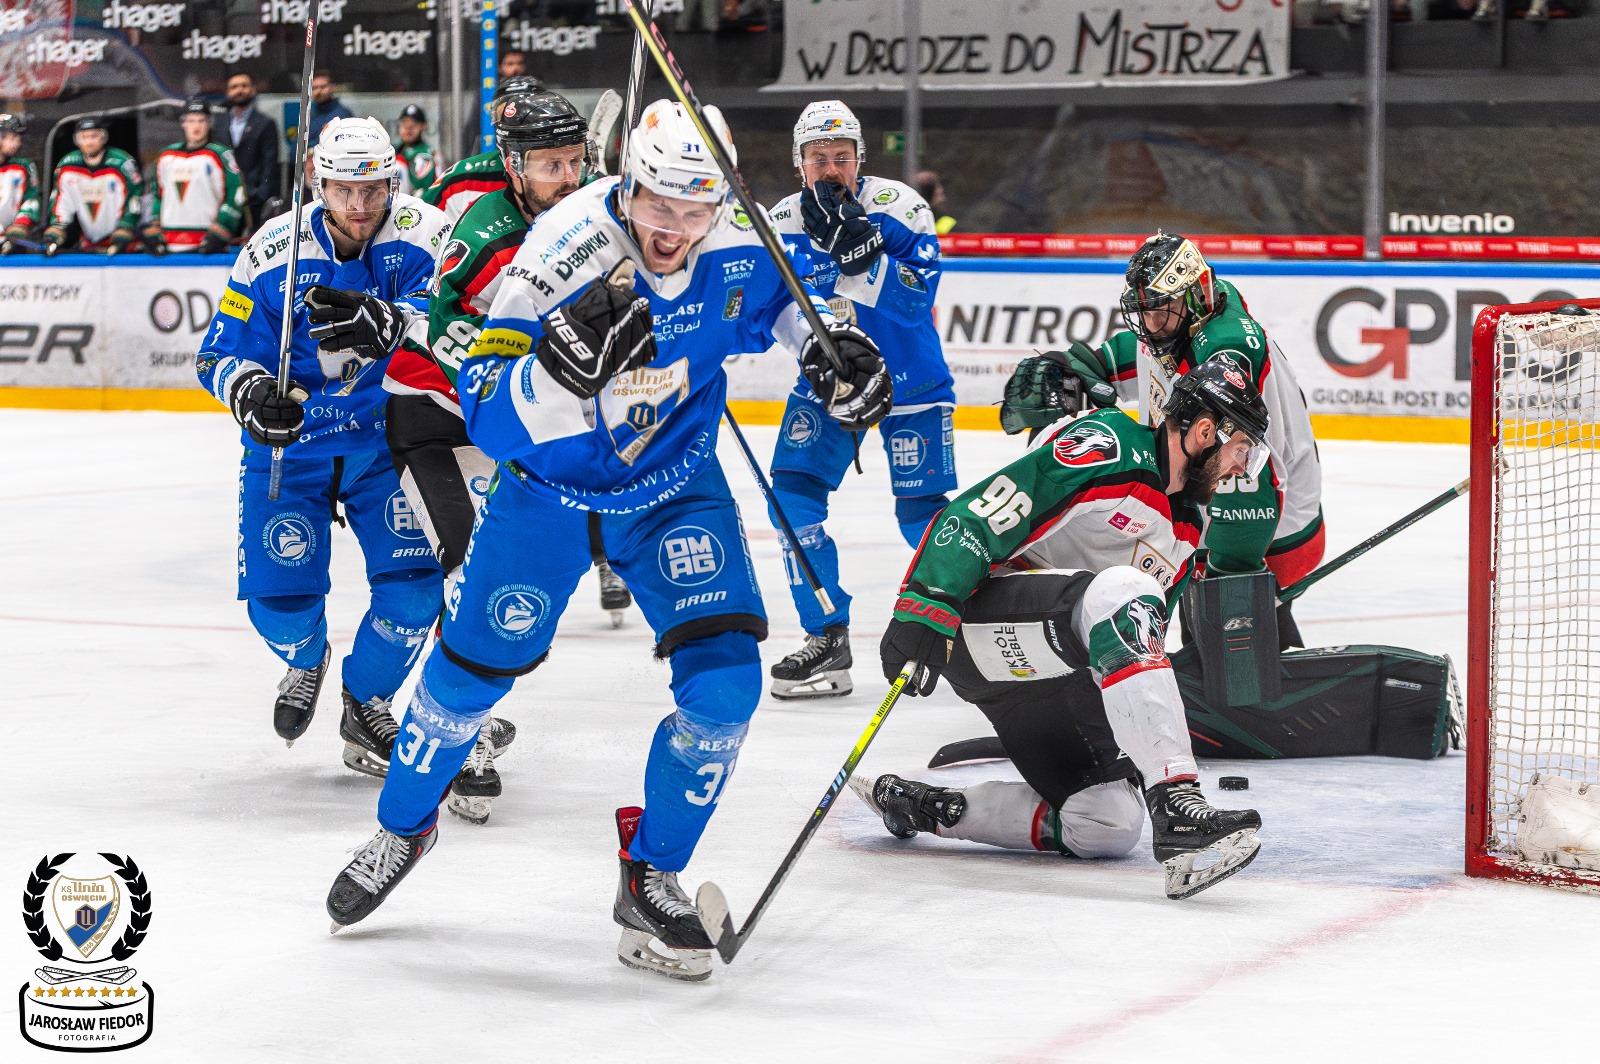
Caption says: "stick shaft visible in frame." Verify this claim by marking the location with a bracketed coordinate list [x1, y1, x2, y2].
[619, 0, 844, 377]
[1278, 477, 1469, 604]
[721, 406, 834, 616]
[269, 16, 320, 501]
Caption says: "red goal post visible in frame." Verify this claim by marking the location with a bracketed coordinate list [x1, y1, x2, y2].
[1468, 295, 1600, 889]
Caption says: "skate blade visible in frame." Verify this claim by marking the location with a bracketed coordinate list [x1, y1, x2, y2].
[341, 742, 389, 779]
[1162, 828, 1261, 900]
[770, 670, 853, 701]
[616, 928, 712, 982]
[608, 610, 627, 629]
[447, 794, 492, 825]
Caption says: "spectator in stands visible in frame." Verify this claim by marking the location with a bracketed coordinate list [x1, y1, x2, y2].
[219, 71, 280, 236]
[393, 104, 436, 196]
[676, 0, 725, 31]
[499, 49, 528, 81]
[308, 71, 354, 150]
[144, 99, 246, 255]
[913, 170, 957, 236]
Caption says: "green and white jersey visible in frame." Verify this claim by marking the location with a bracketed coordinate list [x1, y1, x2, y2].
[149, 141, 245, 247]
[395, 140, 437, 197]
[905, 408, 1203, 615]
[420, 150, 505, 226]
[47, 147, 142, 247]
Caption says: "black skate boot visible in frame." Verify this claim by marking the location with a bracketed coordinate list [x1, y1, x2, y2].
[486, 716, 516, 758]
[847, 773, 967, 839]
[597, 561, 631, 629]
[612, 806, 713, 981]
[447, 726, 502, 825]
[338, 688, 399, 778]
[326, 823, 437, 932]
[769, 624, 852, 700]
[1145, 780, 1262, 900]
[274, 643, 331, 745]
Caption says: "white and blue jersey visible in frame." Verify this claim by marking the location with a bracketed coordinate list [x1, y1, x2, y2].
[196, 195, 451, 457]
[770, 175, 954, 405]
[459, 177, 836, 513]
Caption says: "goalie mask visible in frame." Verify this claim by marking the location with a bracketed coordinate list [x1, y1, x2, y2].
[1120, 232, 1223, 356]
[1163, 358, 1271, 481]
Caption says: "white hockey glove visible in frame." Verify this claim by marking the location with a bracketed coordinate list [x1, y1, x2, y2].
[535, 260, 657, 400]
[800, 323, 892, 431]
[305, 286, 407, 360]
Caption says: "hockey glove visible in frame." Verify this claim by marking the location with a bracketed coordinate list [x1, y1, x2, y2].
[880, 587, 962, 697]
[107, 228, 136, 256]
[305, 286, 407, 360]
[0, 232, 23, 255]
[230, 369, 310, 448]
[800, 180, 884, 277]
[142, 228, 168, 256]
[199, 226, 232, 255]
[535, 260, 657, 401]
[999, 344, 1119, 436]
[41, 228, 67, 257]
[800, 323, 892, 431]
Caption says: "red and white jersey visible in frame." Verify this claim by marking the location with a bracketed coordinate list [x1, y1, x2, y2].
[151, 143, 244, 247]
[1, 157, 41, 231]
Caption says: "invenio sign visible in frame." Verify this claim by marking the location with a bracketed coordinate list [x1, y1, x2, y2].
[770, 0, 1290, 90]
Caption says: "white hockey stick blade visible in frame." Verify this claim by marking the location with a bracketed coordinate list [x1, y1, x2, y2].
[587, 88, 623, 176]
[695, 881, 738, 961]
[1162, 828, 1261, 900]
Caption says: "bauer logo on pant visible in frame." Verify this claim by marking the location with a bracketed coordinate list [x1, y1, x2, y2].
[263, 514, 315, 565]
[659, 526, 724, 587]
[20, 853, 154, 1052]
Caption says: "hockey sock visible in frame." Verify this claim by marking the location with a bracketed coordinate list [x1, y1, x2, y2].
[247, 593, 328, 669]
[937, 781, 1050, 851]
[894, 493, 948, 550]
[343, 569, 443, 704]
[770, 470, 849, 633]
[631, 631, 761, 872]
[942, 780, 1146, 859]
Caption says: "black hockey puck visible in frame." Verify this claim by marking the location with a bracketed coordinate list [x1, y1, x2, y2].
[1218, 776, 1249, 791]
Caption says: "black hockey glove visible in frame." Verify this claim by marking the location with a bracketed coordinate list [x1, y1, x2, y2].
[535, 260, 657, 401]
[106, 227, 136, 256]
[880, 586, 962, 697]
[199, 226, 231, 255]
[800, 180, 884, 277]
[305, 286, 408, 360]
[999, 343, 1119, 436]
[800, 323, 891, 431]
[229, 369, 310, 448]
[142, 228, 168, 256]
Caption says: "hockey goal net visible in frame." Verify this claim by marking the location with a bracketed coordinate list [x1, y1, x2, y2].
[1468, 296, 1600, 889]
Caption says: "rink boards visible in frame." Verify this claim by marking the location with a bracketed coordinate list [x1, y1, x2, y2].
[3, 255, 1597, 441]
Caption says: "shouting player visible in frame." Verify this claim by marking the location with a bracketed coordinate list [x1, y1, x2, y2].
[864, 362, 1270, 900]
[325, 100, 890, 981]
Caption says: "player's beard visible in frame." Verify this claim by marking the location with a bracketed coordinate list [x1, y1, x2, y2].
[1180, 446, 1230, 506]
[526, 181, 579, 218]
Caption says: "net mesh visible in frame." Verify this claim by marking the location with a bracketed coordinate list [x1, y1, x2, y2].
[1487, 308, 1600, 878]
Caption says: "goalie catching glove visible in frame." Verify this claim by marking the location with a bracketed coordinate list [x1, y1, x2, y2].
[879, 586, 961, 696]
[800, 181, 884, 277]
[229, 368, 309, 448]
[800, 323, 891, 431]
[305, 286, 408, 360]
[536, 260, 657, 400]
[999, 343, 1119, 436]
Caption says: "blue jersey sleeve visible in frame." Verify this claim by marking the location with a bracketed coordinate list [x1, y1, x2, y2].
[196, 247, 284, 407]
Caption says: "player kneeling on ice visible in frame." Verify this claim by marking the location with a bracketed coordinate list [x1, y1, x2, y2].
[195, 117, 449, 761]
[865, 362, 1270, 900]
[325, 100, 891, 981]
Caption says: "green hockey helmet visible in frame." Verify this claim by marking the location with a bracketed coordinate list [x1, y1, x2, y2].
[1119, 232, 1223, 354]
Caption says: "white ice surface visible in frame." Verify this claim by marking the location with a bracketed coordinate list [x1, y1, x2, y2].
[3, 411, 1596, 1063]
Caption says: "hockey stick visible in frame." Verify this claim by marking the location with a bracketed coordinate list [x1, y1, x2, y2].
[697, 660, 919, 964]
[619, 0, 847, 379]
[721, 406, 835, 616]
[267, 15, 320, 502]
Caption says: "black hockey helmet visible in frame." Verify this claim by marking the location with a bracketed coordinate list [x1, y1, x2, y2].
[490, 75, 546, 123]
[399, 104, 427, 124]
[181, 97, 210, 117]
[0, 112, 27, 136]
[1120, 232, 1224, 354]
[75, 115, 109, 133]
[1163, 358, 1271, 479]
[496, 89, 590, 175]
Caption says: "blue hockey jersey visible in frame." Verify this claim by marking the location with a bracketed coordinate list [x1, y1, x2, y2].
[196, 195, 450, 456]
[460, 177, 836, 514]
[770, 175, 953, 405]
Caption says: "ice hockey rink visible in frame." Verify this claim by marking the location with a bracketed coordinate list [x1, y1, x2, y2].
[4, 408, 1595, 1063]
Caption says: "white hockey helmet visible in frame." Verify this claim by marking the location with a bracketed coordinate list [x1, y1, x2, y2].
[314, 116, 399, 185]
[792, 100, 864, 168]
[622, 99, 734, 205]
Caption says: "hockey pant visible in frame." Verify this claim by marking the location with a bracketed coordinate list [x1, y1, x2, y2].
[375, 461, 767, 872]
[386, 394, 495, 581]
[931, 567, 1199, 858]
[769, 391, 957, 634]
[237, 446, 443, 704]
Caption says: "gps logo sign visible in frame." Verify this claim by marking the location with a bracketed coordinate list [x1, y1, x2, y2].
[659, 526, 723, 586]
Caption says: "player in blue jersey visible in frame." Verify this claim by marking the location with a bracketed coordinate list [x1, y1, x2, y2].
[763, 100, 957, 700]
[195, 117, 449, 764]
[324, 100, 891, 981]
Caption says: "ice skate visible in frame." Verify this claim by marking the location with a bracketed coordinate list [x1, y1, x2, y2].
[338, 688, 399, 778]
[848, 773, 966, 839]
[274, 643, 331, 745]
[486, 715, 516, 758]
[326, 824, 437, 932]
[1145, 780, 1261, 900]
[447, 726, 502, 825]
[612, 806, 712, 981]
[769, 624, 852, 700]
[597, 561, 631, 629]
